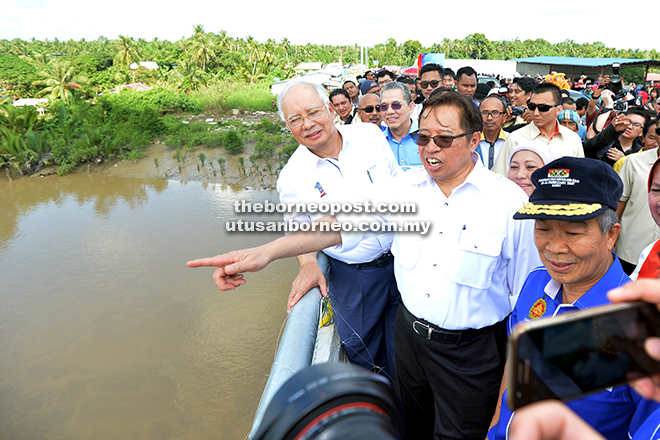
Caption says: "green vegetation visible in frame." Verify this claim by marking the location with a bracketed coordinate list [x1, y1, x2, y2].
[1, 28, 657, 177]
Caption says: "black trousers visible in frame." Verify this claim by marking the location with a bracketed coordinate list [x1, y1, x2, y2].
[394, 305, 508, 440]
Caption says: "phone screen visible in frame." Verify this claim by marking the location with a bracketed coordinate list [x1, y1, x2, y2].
[509, 302, 660, 410]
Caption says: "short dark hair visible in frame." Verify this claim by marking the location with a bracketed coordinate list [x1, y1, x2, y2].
[561, 97, 576, 107]
[419, 63, 444, 79]
[443, 68, 455, 79]
[480, 95, 506, 112]
[421, 90, 483, 133]
[375, 70, 395, 81]
[342, 80, 356, 88]
[513, 77, 536, 93]
[575, 97, 589, 111]
[643, 119, 658, 137]
[329, 88, 350, 103]
[531, 82, 562, 105]
[396, 76, 415, 86]
[625, 107, 649, 124]
[456, 66, 477, 81]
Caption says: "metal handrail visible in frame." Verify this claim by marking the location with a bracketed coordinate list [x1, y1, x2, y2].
[250, 253, 339, 437]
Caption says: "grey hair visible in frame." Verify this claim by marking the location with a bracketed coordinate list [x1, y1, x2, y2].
[276, 81, 329, 121]
[596, 208, 619, 235]
[381, 81, 412, 105]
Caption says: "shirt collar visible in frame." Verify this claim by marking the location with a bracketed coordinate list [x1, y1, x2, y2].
[384, 118, 417, 141]
[295, 126, 346, 166]
[480, 129, 507, 142]
[543, 253, 629, 309]
[537, 121, 560, 140]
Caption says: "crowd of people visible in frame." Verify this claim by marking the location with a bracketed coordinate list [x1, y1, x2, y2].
[188, 64, 660, 440]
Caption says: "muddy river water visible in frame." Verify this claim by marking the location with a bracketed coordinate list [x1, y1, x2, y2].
[0, 173, 299, 439]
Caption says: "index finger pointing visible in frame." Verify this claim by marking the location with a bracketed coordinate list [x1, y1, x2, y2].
[187, 257, 226, 268]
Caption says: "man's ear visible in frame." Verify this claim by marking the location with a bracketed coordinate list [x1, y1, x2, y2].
[607, 222, 622, 251]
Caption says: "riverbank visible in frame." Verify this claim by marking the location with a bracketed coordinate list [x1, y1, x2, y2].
[23, 110, 288, 190]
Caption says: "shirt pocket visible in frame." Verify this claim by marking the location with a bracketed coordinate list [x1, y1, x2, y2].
[451, 234, 504, 290]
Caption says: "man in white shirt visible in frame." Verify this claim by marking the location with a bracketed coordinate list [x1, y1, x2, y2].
[242, 81, 402, 378]
[492, 82, 584, 176]
[188, 91, 540, 439]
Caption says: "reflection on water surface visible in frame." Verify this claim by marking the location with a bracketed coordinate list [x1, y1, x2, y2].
[0, 174, 298, 439]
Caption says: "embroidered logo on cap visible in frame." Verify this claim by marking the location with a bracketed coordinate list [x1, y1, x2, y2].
[548, 169, 569, 177]
[314, 182, 326, 197]
[538, 168, 580, 188]
[529, 298, 547, 319]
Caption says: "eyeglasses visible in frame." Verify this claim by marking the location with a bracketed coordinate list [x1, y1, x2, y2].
[481, 110, 504, 118]
[378, 78, 392, 85]
[380, 102, 403, 112]
[416, 131, 476, 148]
[630, 122, 644, 129]
[419, 80, 440, 89]
[286, 105, 327, 128]
[527, 101, 559, 112]
[359, 105, 381, 113]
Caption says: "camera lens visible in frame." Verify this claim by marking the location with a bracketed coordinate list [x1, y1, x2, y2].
[251, 363, 403, 440]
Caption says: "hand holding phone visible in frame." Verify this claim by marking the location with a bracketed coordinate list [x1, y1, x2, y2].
[507, 301, 660, 411]
[609, 279, 660, 402]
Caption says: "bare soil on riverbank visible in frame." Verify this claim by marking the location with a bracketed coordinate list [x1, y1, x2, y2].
[24, 110, 287, 190]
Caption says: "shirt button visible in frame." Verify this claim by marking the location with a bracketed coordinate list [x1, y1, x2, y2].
[444, 203, 448, 207]
[438, 231, 443, 235]
[426, 293, 430, 298]
[432, 263, 437, 267]
[474, 245, 479, 249]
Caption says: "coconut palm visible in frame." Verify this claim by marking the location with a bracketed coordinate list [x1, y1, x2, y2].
[33, 60, 86, 102]
[114, 35, 141, 70]
[189, 32, 215, 71]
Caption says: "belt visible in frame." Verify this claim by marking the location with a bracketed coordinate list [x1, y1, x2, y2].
[328, 251, 394, 269]
[355, 251, 393, 269]
[401, 304, 491, 344]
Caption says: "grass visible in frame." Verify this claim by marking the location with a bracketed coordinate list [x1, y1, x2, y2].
[190, 81, 277, 114]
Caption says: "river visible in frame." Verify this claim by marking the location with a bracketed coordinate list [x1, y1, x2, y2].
[0, 173, 299, 439]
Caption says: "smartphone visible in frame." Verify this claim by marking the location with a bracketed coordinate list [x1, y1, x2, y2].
[507, 301, 660, 411]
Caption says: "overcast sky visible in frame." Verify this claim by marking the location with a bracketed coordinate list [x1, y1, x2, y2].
[2, 0, 657, 53]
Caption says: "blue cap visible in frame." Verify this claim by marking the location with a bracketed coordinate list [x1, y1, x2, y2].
[360, 80, 378, 95]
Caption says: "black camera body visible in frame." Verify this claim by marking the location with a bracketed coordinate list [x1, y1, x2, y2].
[251, 363, 403, 440]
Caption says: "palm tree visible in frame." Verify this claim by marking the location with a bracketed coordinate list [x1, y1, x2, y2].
[188, 26, 215, 71]
[114, 35, 141, 70]
[33, 60, 86, 101]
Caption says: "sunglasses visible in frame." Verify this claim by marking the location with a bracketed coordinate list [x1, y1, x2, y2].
[655, 126, 660, 136]
[527, 101, 559, 112]
[359, 105, 381, 113]
[416, 131, 476, 149]
[380, 102, 403, 112]
[419, 80, 440, 89]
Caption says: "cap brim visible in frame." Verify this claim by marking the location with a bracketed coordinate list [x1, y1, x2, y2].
[513, 201, 605, 221]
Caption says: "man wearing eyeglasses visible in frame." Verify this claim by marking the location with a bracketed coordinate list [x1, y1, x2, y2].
[187, 90, 540, 439]
[583, 108, 647, 167]
[477, 95, 508, 169]
[260, 81, 402, 379]
[419, 63, 444, 100]
[380, 82, 422, 167]
[492, 82, 584, 176]
[357, 93, 383, 125]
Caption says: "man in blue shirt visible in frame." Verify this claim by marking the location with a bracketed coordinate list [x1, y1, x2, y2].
[488, 157, 639, 440]
[379, 81, 421, 168]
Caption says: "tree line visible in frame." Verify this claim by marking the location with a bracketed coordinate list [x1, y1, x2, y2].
[1, 29, 659, 101]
